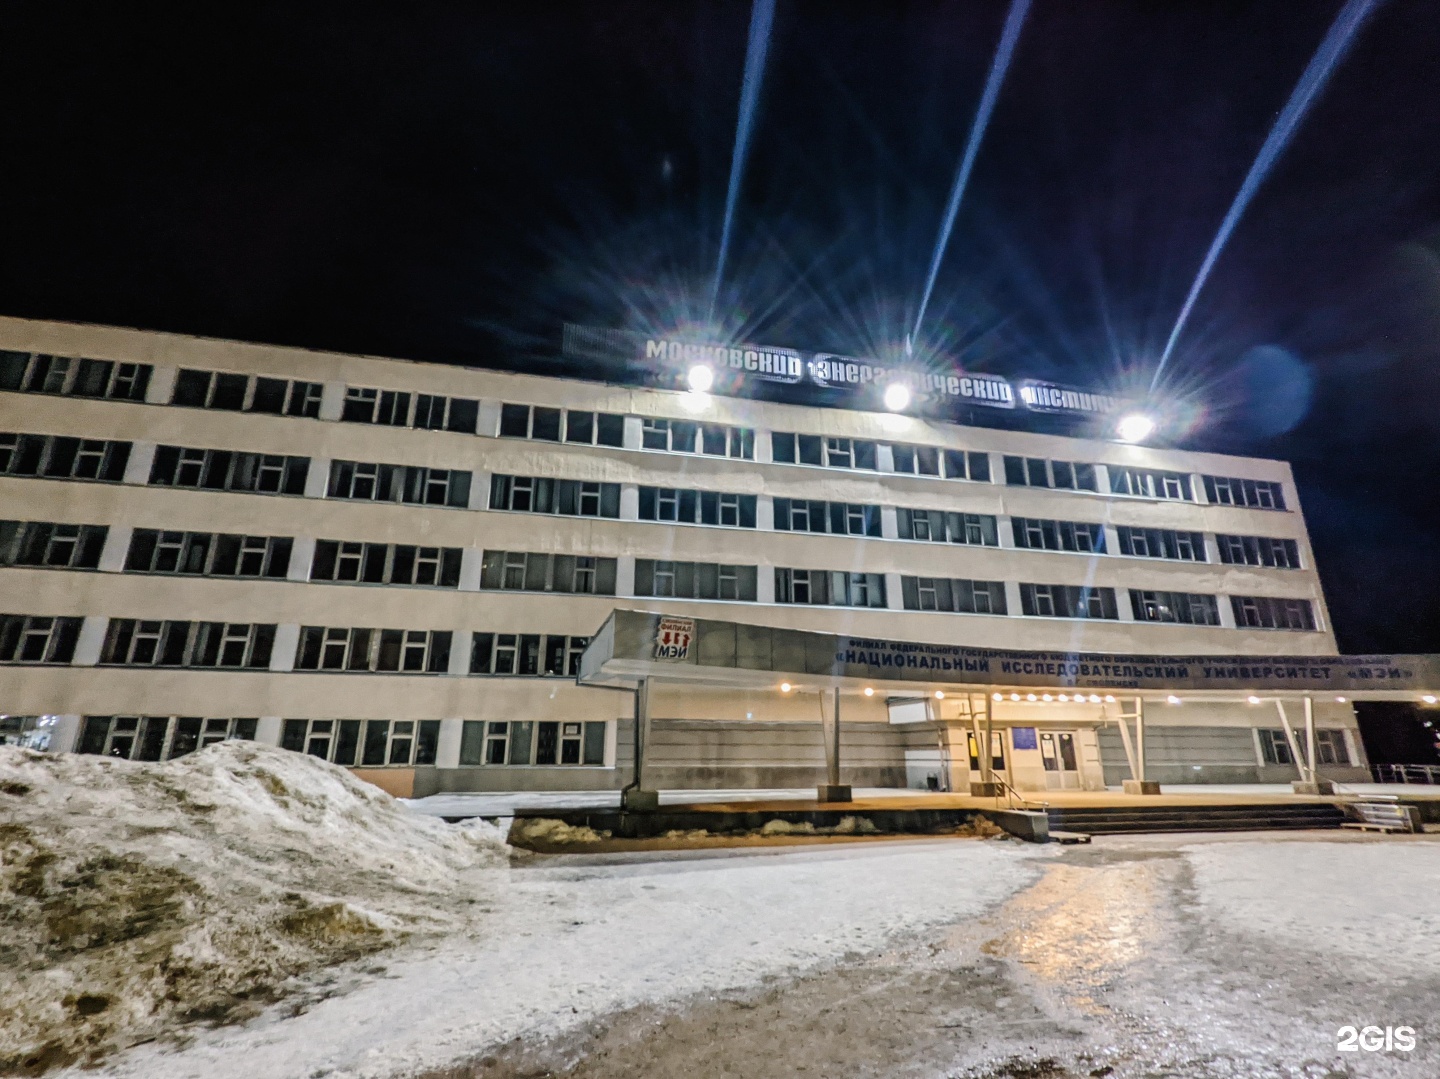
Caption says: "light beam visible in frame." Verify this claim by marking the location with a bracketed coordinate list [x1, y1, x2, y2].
[710, 0, 776, 321]
[910, 0, 1033, 350]
[1152, 0, 1384, 388]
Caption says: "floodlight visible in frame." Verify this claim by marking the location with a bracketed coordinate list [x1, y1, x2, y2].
[1116, 413, 1157, 443]
[883, 383, 911, 411]
[686, 364, 714, 393]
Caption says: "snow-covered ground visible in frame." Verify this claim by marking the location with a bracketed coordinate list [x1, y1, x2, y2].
[10, 747, 1439, 1079]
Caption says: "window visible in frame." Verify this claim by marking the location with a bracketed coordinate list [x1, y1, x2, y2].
[634, 560, 758, 601]
[489, 475, 621, 518]
[327, 459, 471, 508]
[478, 551, 617, 595]
[1314, 728, 1351, 766]
[338, 385, 479, 433]
[75, 715, 257, 761]
[1231, 596, 1316, 631]
[1002, 456, 1098, 491]
[1116, 526, 1206, 561]
[889, 443, 941, 476]
[0, 521, 108, 569]
[1215, 534, 1301, 569]
[895, 508, 998, 546]
[1203, 475, 1286, 510]
[1258, 728, 1295, 766]
[900, 577, 1007, 614]
[774, 568, 887, 608]
[100, 620, 275, 668]
[639, 417, 754, 458]
[310, 540, 462, 587]
[637, 487, 758, 528]
[281, 718, 440, 767]
[498, 403, 626, 448]
[1128, 590, 1221, 625]
[1109, 467, 1192, 501]
[1010, 518, 1106, 553]
[940, 449, 991, 482]
[1019, 584, 1118, 619]
[171, 368, 322, 418]
[0, 614, 82, 663]
[772, 498, 881, 537]
[124, 529, 292, 578]
[771, 432, 876, 469]
[468, 633, 590, 676]
[0, 433, 131, 482]
[458, 719, 607, 766]
[150, 445, 309, 495]
[1, 351, 151, 401]
[295, 627, 453, 672]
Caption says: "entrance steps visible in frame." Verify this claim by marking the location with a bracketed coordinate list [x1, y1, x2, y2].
[1046, 800, 1347, 836]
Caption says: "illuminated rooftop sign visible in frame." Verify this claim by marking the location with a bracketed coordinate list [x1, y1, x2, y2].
[561, 323, 1123, 417]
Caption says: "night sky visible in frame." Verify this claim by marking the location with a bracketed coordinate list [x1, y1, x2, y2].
[1, 3, 1437, 678]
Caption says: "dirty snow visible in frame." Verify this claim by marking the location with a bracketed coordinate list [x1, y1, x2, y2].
[78, 838, 1049, 1079]
[0, 743, 507, 1073]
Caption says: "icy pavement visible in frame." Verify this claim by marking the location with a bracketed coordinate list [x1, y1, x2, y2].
[67, 830, 1440, 1079]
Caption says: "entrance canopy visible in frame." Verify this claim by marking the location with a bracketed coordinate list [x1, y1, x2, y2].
[578, 608, 1440, 702]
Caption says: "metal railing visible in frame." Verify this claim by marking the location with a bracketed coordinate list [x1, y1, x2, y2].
[1371, 763, 1440, 785]
[993, 774, 1049, 812]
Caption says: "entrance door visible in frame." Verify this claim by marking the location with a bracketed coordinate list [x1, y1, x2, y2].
[967, 731, 1007, 782]
[1039, 730, 1081, 789]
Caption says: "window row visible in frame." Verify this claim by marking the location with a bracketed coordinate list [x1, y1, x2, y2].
[640, 417, 754, 458]
[478, 551, 617, 594]
[771, 432, 986, 482]
[774, 568, 887, 608]
[282, 718, 440, 767]
[295, 627, 452, 673]
[102, 620, 275, 668]
[1231, 595, 1315, 631]
[76, 715, 257, 761]
[172, 368, 322, 418]
[126, 529, 293, 578]
[1258, 727, 1351, 766]
[1128, 589, 1221, 625]
[0, 520, 107, 569]
[895, 508, 998, 546]
[328, 459, 471, 508]
[633, 560, 759, 601]
[1116, 526, 1205, 562]
[1205, 475, 1286, 511]
[0, 433, 131, 481]
[489, 474, 620, 518]
[469, 633, 589, 676]
[638, 486, 757, 527]
[498, 403, 626, 447]
[311, 540, 463, 587]
[1003, 455, 1098, 492]
[151, 445, 309, 495]
[1109, 467, 1192, 501]
[1019, 584, 1119, 620]
[342, 385, 479, 433]
[1, 352, 151, 401]
[1216, 533, 1301, 569]
[900, 576, 1007, 615]
[773, 498, 882, 537]
[459, 719, 606, 766]
[1011, 517, 1105, 554]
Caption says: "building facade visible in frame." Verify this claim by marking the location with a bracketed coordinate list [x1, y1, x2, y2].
[0, 316, 1367, 795]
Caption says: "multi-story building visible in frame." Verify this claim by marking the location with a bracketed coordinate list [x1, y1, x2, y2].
[0, 315, 1369, 796]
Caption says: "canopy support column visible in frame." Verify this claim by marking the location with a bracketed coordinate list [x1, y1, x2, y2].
[969, 694, 1001, 797]
[817, 687, 851, 803]
[621, 677, 659, 811]
[1289, 694, 1336, 795]
[1122, 696, 1161, 795]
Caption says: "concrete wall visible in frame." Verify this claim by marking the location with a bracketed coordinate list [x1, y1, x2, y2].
[0, 314, 1351, 791]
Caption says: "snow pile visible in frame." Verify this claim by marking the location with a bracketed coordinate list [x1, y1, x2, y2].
[0, 743, 508, 1073]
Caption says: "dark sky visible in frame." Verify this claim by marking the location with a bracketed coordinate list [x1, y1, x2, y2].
[2, 1, 1438, 657]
